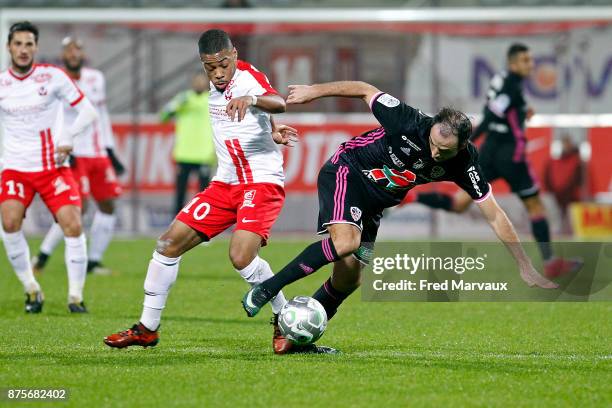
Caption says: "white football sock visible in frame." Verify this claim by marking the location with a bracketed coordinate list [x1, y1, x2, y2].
[140, 251, 180, 331]
[64, 234, 88, 303]
[237, 256, 287, 314]
[40, 222, 64, 255]
[2, 230, 40, 293]
[88, 211, 116, 262]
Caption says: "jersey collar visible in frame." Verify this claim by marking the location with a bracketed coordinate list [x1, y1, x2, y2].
[8, 64, 37, 81]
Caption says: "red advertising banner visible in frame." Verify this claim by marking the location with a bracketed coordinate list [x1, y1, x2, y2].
[112, 121, 609, 196]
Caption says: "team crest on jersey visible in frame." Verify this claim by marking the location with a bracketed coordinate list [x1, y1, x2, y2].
[38, 86, 48, 96]
[363, 165, 416, 191]
[431, 166, 445, 178]
[223, 79, 236, 101]
[412, 159, 425, 170]
[377, 94, 400, 108]
[241, 190, 256, 208]
[53, 177, 71, 196]
[350, 207, 362, 222]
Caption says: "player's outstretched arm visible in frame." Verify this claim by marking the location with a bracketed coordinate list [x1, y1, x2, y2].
[226, 94, 286, 122]
[287, 81, 380, 106]
[476, 193, 558, 289]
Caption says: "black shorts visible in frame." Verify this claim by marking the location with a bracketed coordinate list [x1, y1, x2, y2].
[480, 142, 539, 199]
[316, 160, 385, 265]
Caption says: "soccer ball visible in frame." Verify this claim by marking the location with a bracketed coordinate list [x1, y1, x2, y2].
[278, 296, 328, 345]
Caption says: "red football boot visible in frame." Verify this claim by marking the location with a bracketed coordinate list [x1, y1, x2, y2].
[271, 314, 292, 355]
[544, 257, 584, 279]
[104, 323, 159, 349]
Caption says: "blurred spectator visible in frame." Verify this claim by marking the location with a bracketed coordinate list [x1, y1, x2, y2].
[544, 135, 583, 233]
[160, 73, 216, 215]
[221, 0, 252, 7]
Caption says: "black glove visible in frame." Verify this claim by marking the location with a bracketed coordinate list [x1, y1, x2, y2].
[106, 148, 126, 176]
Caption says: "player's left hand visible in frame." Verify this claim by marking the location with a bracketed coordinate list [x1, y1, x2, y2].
[526, 106, 535, 120]
[272, 124, 299, 147]
[519, 262, 558, 289]
[226, 96, 254, 122]
[55, 145, 73, 165]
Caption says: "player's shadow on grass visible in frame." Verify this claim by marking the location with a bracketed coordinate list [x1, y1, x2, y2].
[173, 273, 240, 282]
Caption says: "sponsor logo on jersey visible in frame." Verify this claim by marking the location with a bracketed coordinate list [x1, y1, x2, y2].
[32, 73, 51, 83]
[377, 93, 401, 108]
[350, 206, 362, 222]
[363, 165, 416, 190]
[241, 189, 256, 208]
[412, 159, 425, 169]
[388, 146, 405, 168]
[401, 135, 422, 151]
[431, 166, 445, 178]
[400, 147, 411, 156]
[467, 166, 483, 197]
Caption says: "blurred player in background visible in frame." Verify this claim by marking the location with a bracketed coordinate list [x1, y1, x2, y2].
[0, 22, 98, 313]
[105, 29, 297, 352]
[31, 37, 124, 276]
[160, 72, 216, 216]
[242, 81, 558, 353]
[415, 43, 582, 278]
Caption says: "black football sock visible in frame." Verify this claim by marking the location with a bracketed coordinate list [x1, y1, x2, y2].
[416, 192, 453, 211]
[531, 216, 553, 261]
[312, 278, 355, 320]
[261, 238, 340, 296]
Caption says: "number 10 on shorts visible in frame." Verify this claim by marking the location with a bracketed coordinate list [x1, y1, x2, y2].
[182, 197, 211, 220]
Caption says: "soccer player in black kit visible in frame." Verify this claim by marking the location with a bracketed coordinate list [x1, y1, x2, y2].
[241, 80, 558, 354]
[416, 43, 583, 279]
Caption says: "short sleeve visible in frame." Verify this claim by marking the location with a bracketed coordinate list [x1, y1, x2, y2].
[453, 147, 492, 201]
[369, 92, 423, 135]
[55, 68, 84, 107]
[238, 61, 278, 97]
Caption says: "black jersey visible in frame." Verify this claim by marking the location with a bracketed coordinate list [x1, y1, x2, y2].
[329, 92, 491, 206]
[474, 71, 528, 161]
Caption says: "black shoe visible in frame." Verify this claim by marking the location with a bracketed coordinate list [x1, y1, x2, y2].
[286, 344, 340, 355]
[68, 301, 88, 313]
[25, 291, 44, 313]
[241, 284, 274, 317]
[32, 252, 50, 275]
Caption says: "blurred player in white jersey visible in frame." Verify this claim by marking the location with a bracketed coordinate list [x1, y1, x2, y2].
[105, 29, 297, 352]
[31, 37, 124, 276]
[0, 22, 98, 313]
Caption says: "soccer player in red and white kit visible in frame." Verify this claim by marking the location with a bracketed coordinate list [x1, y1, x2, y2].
[0, 22, 98, 313]
[104, 29, 296, 351]
[31, 36, 124, 276]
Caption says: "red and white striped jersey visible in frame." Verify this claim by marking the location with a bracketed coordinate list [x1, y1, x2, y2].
[208, 60, 284, 186]
[0, 64, 84, 172]
[66, 67, 114, 158]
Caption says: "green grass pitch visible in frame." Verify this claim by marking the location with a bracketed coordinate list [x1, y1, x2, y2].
[1, 238, 610, 407]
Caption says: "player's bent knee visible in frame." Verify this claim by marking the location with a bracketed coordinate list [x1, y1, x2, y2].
[1, 217, 22, 233]
[331, 235, 361, 258]
[60, 219, 83, 237]
[155, 238, 183, 258]
[229, 250, 254, 271]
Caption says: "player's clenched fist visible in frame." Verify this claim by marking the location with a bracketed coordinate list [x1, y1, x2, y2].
[226, 95, 255, 122]
[286, 85, 317, 105]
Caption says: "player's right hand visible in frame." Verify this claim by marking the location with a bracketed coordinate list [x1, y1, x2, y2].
[519, 262, 559, 289]
[272, 124, 299, 147]
[226, 95, 253, 122]
[287, 85, 317, 105]
[55, 145, 73, 166]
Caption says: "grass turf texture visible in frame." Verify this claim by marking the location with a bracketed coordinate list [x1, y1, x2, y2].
[1, 239, 610, 407]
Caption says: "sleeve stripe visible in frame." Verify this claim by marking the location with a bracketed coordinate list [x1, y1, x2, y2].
[369, 92, 384, 111]
[474, 184, 492, 203]
[237, 60, 278, 95]
[70, 92, 85, 107]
